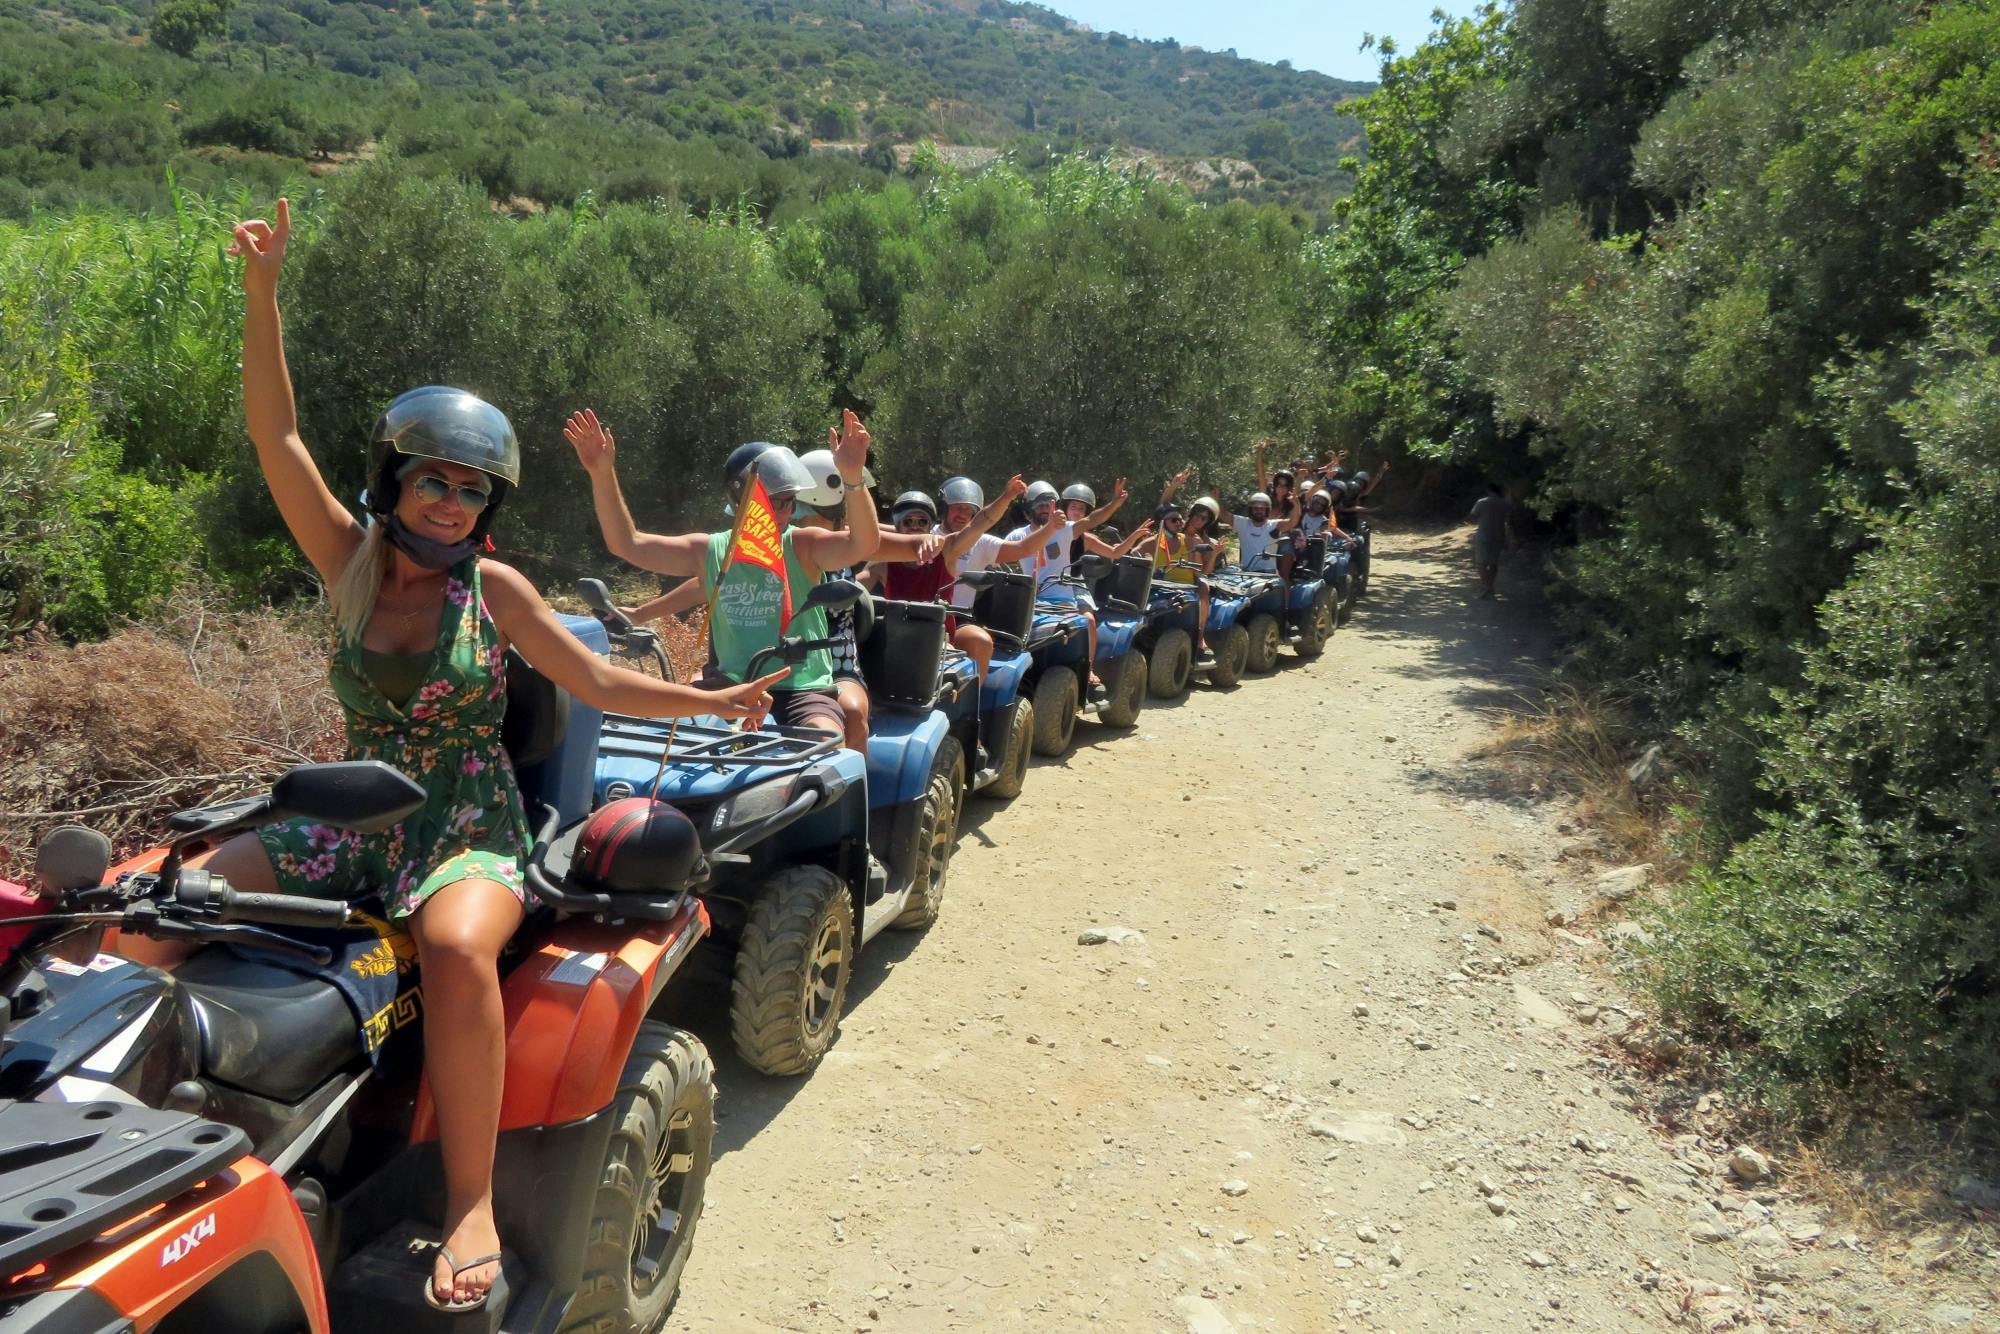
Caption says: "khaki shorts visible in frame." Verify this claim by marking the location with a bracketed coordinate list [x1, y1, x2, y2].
[698, 670, 845, 735]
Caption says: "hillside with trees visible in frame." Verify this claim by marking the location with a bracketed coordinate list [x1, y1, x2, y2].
[0, 0, 1367, 218]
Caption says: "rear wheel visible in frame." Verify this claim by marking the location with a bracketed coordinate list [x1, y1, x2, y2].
[1295, 588, 1334, 658]
[1206, 626, 1249, 688]
[981, 697, 1033, 801]
[892, 736, 963, 929]
[730, 867, 852, 1075]
[1030, 667, 1078, 756]
[1147, 628, 1193, 699]
[1244, 614, 1282, 673]
[1095, 651, 1147, 728]
[562, 1023, 713, 1334]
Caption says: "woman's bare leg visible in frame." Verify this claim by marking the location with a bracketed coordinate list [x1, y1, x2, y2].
[952, 623, 994, 685]
[835, 678, 871, 753]
[410, 878, 523, 1307]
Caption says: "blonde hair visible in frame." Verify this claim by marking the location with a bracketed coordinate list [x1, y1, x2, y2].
[330, 523, 391, 642]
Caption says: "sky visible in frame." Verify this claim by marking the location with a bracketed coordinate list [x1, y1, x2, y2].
[1042, 1, 1474, 82]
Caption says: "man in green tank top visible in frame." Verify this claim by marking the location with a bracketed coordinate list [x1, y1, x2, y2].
[566, 407, 881, 739]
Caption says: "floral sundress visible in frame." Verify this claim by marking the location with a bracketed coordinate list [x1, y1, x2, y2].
[259, 558, 531, 919]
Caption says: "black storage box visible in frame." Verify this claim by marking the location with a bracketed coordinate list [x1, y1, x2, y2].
[1297, 534, 1327, 578]
[1100, 554, 1155, 609]
[971, 569, 1036, 644]
[859, 598, 947, 712]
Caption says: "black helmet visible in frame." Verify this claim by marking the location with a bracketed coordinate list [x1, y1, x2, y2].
[1156, 501, 1184, 521]
[1353, 470, 1372, 486]
[891, 490, 938, 524]
[723, 442, 814, 512]
[1061, 483, 1096, 509]
[572, 798, 708, 894]
[1271, 468, 1296, 487]
[367, 386, 520, 537]
[939, 475, 984, 509]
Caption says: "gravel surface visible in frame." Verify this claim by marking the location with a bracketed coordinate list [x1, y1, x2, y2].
[669, 527, 2000, 1333]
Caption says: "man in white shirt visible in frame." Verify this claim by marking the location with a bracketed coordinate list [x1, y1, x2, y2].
[938, 475, 1059, 611]
[1231, 492, 1289, 577]
[1003, 479, 1147, 703]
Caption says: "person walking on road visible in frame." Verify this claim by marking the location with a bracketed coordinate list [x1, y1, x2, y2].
[1469, 481, 1514, 600]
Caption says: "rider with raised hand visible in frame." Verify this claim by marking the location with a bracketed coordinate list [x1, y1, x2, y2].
[1004, 478, 1146, 704]
[1335, 458, 1389, 586]
[214, 202, 783, 1316]
[792, 450, 942, 752]
[938, 474, 1062, 608]
[567, 408, 880, 742]
[1254, 438, 1305, 532]
[1154, 467, 1221, 665]
[878, 474, 1051, 688]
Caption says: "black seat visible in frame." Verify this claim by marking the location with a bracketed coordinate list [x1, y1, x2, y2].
[503, 648, 569, 771]
[177, 950, 363, 1104]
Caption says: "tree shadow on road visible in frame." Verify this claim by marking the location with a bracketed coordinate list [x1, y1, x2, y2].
[1349, 525, 1557, 713]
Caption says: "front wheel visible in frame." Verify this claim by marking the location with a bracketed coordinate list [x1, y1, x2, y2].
[981, 696, 1033, 801]
[1295, 588, 1334, 658]
[562, 1023, 714, 1334]
[1095, 651, 1147, 728]
[1147, 628, 1192, 699]
[1244, 614, 1282, 674]
[730, 866, 853, 1076]
[892, 736, 963, 929]
[1030, 667, 1079, 756]
[1206, 625, 1249, 688]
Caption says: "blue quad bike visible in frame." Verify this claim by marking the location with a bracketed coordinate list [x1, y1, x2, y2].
[938, 567, 1043, 801]
[1208, 533, 1338, 674]
[578, 579, 961, 1077]
[1011, 555, 1153, 756]
[1145, 556, 1254, 692]
[1123, 566, 1206, 702]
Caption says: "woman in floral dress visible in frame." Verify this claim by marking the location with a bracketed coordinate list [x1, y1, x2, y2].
[198, 200, 786, 1312]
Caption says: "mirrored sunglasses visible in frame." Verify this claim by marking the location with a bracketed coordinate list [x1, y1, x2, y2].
[409, 472, 493, 514]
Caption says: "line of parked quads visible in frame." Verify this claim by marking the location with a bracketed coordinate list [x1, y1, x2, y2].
[0, 526, 1371, 1333]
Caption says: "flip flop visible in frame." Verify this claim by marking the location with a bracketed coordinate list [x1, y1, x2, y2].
[410, 1237, 503, 1313]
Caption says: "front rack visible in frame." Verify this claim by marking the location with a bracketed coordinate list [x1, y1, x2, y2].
[597, 716, 843, 768]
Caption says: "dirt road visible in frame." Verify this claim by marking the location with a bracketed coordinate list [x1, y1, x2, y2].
[671, 529, 1995, 1333]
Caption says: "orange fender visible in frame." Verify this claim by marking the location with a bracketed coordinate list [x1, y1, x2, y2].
[48, 1157, 328, 1333]
[411, 895, 709, 1139]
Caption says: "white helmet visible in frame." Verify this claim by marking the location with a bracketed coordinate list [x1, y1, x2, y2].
[795, 448, 873, 508]
[1188, 495, 1220, 524]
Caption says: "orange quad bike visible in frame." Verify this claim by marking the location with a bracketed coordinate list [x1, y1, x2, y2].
[0, 625, 718, 1334]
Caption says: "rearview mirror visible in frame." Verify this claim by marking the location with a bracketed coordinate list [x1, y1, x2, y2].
[271, 761, 427, 835]
[575, 578, 632, 631]
[35, 826, 110, 892]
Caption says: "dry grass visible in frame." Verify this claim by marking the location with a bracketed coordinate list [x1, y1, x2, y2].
[0, 593, 340, 877]
[1474, 682, 1690, 869]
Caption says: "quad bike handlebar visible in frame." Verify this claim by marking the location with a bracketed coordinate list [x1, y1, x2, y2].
[14, 760, 425, 972]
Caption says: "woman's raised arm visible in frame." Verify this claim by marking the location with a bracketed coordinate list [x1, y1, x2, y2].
[229, 199, 362, 584]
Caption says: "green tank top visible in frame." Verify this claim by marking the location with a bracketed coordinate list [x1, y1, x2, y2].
[701, 528, 832, 691]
